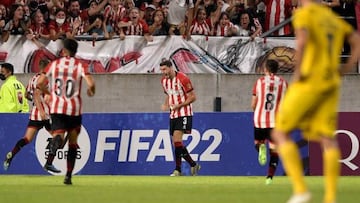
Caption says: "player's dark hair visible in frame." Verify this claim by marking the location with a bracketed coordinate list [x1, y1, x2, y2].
[63, 38, 78, 57]
[160, 60, 172, 67]
[1, 63, 14, 75]
[266, 59, 279, 74]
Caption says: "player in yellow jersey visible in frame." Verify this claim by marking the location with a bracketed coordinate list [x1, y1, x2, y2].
[271, 0, 360, 203]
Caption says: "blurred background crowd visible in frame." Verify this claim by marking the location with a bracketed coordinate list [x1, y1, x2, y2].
[0, 0, 358, 44]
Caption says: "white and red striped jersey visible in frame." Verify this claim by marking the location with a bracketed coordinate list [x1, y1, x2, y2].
[161, 72, 194, 119]
[213, 22, 235, 36]
[26, 73, 50, 121]
[121, 18, 150, 35]
[44, 56, 90, 116]
[104, 4, 127, 31]
[264, 0, 293, 36]
[253, 74, 287, 128]
[190, 18, 212, 36]
[67, 10, 89, 36]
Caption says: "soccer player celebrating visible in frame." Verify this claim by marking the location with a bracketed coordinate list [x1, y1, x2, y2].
[251, 59, 287, 185]
[271, 0, 360, 202]
[37, 38, 96, 185]
[3, 59, 51, 171]
[160, 59, 200, 176]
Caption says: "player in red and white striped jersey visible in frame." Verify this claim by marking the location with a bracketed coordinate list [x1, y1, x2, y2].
[44, 56, 88, 116]
[251, 59, 288, 184]
[3, 59, 52, 171]
[37, 38, 95, 185]
[27, 73, 50, 121]
[160, 59, 200, 176]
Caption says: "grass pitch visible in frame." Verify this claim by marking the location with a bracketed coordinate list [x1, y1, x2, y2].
[0, 175, 359, 203]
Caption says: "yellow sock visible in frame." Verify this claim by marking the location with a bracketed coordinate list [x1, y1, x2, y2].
[323, 148, 340, 203]
[278, 141, 307, 194]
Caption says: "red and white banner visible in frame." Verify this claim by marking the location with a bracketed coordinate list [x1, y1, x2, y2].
[1, 35, 297, 74]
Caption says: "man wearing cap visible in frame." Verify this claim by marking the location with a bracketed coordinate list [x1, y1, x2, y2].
[0, 63, 29, 113]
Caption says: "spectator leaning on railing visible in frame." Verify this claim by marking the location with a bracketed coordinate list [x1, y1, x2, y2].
[85, 14, 111, 39]
[117, 7, 153, 42]
[67, 0, 108, 36]
[1, 4, 28, 42]
[48, 8, 72, 40]
[148, 9, 170, 36]
[234, 10, 262, 40]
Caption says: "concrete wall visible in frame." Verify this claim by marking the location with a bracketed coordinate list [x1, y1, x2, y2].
[11, 73, 360, 112]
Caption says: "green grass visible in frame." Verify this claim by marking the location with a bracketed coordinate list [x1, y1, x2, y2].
[0, 175, 359, 203]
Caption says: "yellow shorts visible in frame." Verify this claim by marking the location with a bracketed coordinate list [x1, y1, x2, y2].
[275, 82, 339, 141]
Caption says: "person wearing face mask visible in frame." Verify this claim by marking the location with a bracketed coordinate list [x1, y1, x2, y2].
[0, 63, 29, 113]
[48, 8, 72, 41]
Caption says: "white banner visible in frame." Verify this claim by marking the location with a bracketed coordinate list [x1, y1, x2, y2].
[0, 35, 297, 74]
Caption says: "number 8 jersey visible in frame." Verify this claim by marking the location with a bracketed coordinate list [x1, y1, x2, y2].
[43, 56, 90, 116]
[252, 74, 287, 128]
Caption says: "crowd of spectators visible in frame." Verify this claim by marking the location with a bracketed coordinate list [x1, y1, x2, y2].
[0, 0, 358, 45]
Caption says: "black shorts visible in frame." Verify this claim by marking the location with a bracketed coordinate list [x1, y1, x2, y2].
[169, 116, 192, 136]
[254, 127, 273, 142]
[28, 119, 51, 131]
[50, 114, 82, 132]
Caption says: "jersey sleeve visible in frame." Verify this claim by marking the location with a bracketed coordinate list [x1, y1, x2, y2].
[252, 80, 258, 96]
[103, 6, 111, 19]
[82, 62, 90, 76]
[161, 77, 168, 94]
[338, 17, 354, 37]
[292, 9, 309, 30]
[178, 73, 194, 93]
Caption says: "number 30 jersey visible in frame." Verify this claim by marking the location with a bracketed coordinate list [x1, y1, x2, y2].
[252, 74, 287, 128]
[43, 56, 89, 116]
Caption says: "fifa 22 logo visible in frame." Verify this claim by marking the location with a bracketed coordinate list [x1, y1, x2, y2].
[44, 137, 82, 160]
[336, 130, 360, 171]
